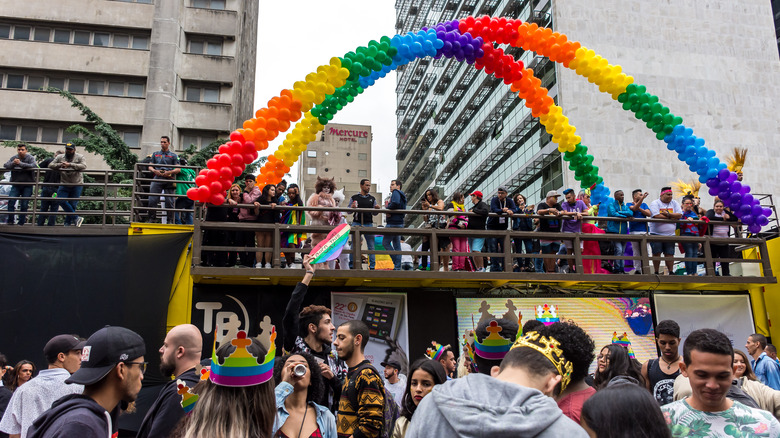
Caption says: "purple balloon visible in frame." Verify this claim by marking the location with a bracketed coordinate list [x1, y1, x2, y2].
[729, 193, 742, 205]
[718, 168, 731, 181]
[739, 185, 750, 195]
[727, 172, 738, 183]
[751, 204, 763, 217]
[749, 224, 762, 234]
[742, 214, 755, 225]
[708, 187, 720, 197]
[730, 181, 742, 193]
[706, 178, 719, 188]
[757, 215, 769, 227]
[742, 194, 754, 205]
[763, 207, 772, 217]
[739, 204, 752, 216]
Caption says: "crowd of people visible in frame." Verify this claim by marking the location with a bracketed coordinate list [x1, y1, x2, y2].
[2, 257, 779, 437]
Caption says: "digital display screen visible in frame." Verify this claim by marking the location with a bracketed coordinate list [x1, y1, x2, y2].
[456, 297, 657, 374]
[362, 303, 396, 339]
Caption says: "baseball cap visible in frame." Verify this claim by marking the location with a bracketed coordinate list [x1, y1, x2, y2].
[497, 186, 508, 193]
[44, 335, 86, 359]
[65, 326, 145, 385]
[65, 143, 75, 149]
[546, 190, 561, 198]
[381, 360, 402, 370]
[470, 191, 483, 199]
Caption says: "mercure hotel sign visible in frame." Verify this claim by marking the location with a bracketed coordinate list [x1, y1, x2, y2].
[329, 127, 368, 142]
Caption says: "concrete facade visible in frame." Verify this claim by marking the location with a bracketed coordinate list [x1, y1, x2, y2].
[0, 0, 258, 167]
[297, 123, 380, 204]
[553, 0, 780, 205]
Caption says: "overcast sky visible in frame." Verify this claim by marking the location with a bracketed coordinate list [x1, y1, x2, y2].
[255, 1, 398, 193]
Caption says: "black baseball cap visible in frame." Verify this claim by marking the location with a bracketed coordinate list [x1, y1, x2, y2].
[65, 326, 145, 385]
[43, 335, 86, 358]
[65, 143, 75, 150]
[381, 360, 402, 370]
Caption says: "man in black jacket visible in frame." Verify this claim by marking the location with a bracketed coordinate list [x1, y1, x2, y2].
[36, 151, 62, 226]
[136, 324, 201, 438]
[282, 255, 347, 413]
[467, 191, 489, 272]
[27, 326, 146, 438]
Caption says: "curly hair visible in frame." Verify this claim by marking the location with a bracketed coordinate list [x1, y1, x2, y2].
[273, 352, 324, 404]
[314, 176, 336, 194]
[541, 321, 596, 384]
[298, 305, 331, 338]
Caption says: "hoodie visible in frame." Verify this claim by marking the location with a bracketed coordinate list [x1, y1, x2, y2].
[405, 373, 588, 438]
[385, 189, 407, 225]
[27, 394, 118, 438]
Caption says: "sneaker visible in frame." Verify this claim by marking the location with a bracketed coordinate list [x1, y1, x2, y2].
[289, 263, 302, 269]
[75, 217, 84, 227]
[255, 263, 265, 268]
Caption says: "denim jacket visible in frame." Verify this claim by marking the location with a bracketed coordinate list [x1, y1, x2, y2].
[274, 382, 338, 438]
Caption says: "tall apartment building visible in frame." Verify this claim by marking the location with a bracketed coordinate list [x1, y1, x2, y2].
[396, 0, 779, 217]
[0, 0, 258, 165]
[297, 123, 379, 203]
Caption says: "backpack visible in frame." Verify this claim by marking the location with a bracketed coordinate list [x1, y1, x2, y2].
[348, 362, 400, 438]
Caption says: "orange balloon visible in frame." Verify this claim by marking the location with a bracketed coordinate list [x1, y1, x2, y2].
[267, 107, 279, 118]
[278, 120, 291, 132]
[255, 140, 269, 150]
[289, 99, 302, 112]
[278, 108, 291, 121]
[242, 129, 255, 141]
[254, 128, 268, 141]
[266, 118, 279, 131]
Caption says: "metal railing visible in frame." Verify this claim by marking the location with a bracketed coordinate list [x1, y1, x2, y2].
[191, 204, 775, 281]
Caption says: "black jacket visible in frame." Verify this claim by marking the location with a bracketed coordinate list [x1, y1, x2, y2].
[27, 394, 119, 438]
[135, 368, 199, 438]
[466, 200, 489, 230]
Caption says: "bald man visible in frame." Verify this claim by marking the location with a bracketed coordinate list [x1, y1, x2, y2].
[136, 324, 202, 438]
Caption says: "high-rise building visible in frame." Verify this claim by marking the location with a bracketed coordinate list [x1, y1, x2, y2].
[395, 0, 779, 217]
[0, 0, 258, 164]
[298, 122, 379, 203]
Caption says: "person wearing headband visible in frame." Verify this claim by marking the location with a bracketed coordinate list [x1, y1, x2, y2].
[405, 329, 587, 438]
[648, 186, 682, 274]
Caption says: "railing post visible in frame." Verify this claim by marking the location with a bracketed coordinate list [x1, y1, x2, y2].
[758, 240, 774, 277]
[31, 172, 40, 224]
[640, 236, 650, 274]
[702, 236, 715, 276]
[272, 223, 281, 268]
[431, 229, 439, 271]
[192, 204, 202, 266]
[102, 171, 109, 226]
[573, 235, 584, 274]
[353, 228, 363, 270]
[503, 231, 512, 272]
[131, 164, 139, 222]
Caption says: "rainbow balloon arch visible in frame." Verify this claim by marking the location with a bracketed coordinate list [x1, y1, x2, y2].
[188, 16, 770, 233]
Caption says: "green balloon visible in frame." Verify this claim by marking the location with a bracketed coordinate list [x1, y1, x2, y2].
[318, 116, 328, 125]
[617, 92, 629, 103]
[663, 124, 674, 134]
[672, 116, 683, 125]
[622, 101, 632, 111]
[636, 85, 647, 94]
[655, 131, 666, 140]
[650, 103, 663, 114]
[638, 94, 650, 104]
[340, 57, 352, 70]
[626, 84, 637, 94]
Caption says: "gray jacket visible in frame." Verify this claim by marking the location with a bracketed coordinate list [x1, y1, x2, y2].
[49, 153, 87, 184]
[405, 373, 588, 438]
[3, 153, 37, 182]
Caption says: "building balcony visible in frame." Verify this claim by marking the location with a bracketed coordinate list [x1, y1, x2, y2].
[182, 7, 237, 38]
[0, 89, 145, 126]
[176, 101, 233, 131]
[5, 0, 153, 30]
[180, 53, 235, 84]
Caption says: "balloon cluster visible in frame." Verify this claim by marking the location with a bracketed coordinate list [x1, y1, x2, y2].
[429, 20, 483, 63]
[617, 84, 683, 141]
[458, 16, 522, 45]
[188, 132, 256, 205]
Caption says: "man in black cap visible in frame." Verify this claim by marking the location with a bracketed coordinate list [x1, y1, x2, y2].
[0, 334, 85, 438]
[27, 326, 145, 438]
[135, 324, 201, 438]
[381, 360, 405, 409]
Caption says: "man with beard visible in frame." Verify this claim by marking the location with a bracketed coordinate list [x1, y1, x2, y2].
[662, 329, 780, 436]
[27, 326, 146, 438]
[135, 325, 202, 438]
[333, 320, 384, 438]
[642, 320, 683, 405]
[283, 255, 347, 413]
[49, 143, 87, 227]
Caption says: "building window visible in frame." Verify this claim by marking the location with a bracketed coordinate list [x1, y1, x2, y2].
[26, 76, 44, 90]
[0, 71, 145, 97]
[6, 74, 24, 89]
[128, 83, 144, 97]
[121, 131, 141, 148]
[53, 29, 70, 43]
[87, 80, 105, 95]
[0, 121, 98, 144]
[73, 30, 90, 45]
[188, 38, 223, 56]
[13, 26, 30, 40]
[113, 34, 129, 48]
[68, 78, 85, 93]
[93, 32, 110, 46]
[307, 167, 316, 175]
[131, 36, 149, 49]
[179, 131, 221, 150]
[358, 153, 367, 160]
[185, 84, 220, 103]
[0, 23, 150, 50]
[0, 25, 9, 38]
[307, 150, 317, 158]
[192, 0, 226, 10]
[108, 82, 125, 96]
[33, 28, 50, 41]
[358, 170, 367, 177]
[41, 127, 59, 142]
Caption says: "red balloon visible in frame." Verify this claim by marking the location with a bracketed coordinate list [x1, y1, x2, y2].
[217, 154, 231, 166]
[206, 158, 218, 169]
[207, 169, 220, 181]
[208, 193, 225, 205]
[229, 131, 245, 143]
[219, 166, 233, 180]
[231, 165, 244, 176]
[187, 187, 200, 201]
[195, 175, 208, 186]
[218, 144, 229, 154]
[220, 179, 232, 190]
[231, 153, 244, 165]
[243, 141, 256, 154]
[209, 181, 223, 193]
[197, 186, 210, 199]
[242, 153, 254, 163]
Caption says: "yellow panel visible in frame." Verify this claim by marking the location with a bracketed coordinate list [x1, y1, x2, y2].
[760, 238, 780, 341]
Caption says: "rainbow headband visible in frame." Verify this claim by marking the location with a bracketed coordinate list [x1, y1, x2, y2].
[209, 325, 276, 387]
[612, 331, 636, 360]
[426, 341, 448, 361]
[473, 320, 513, 361]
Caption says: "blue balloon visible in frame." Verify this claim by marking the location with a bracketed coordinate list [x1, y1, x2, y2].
[664, 134, 675, 144]
[698, 175, 709, 183]
[717, 163, 728, 171]
[683, 128, 693, 137]
[694, 137, 705, 147]
[685, 155, 697, 165]
[672, 125, 685, 136]
[707, 157, 719, 169]
[696, 157, 707, 168]
[707, 149, 716, 158]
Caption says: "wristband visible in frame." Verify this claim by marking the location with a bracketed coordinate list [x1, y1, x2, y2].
[305, 270, 315, 275]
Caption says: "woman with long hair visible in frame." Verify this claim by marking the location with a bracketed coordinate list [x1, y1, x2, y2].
[447, 192, 469, 271]
[280, 184, 306, 269]
[272, 352, 336, 438]
[706, 199, 737, 276]
[592, 344, 645, 389]
[226, 183, 243, 266]
[580, 383, 671, 438]
[254, 184, 279, 268]
[421, 189, 449, 270]
[9, 360, 35, 391]
[392, 358, 447, 438]
[179, 338, 276, 438]
[512, 193, 535, 272]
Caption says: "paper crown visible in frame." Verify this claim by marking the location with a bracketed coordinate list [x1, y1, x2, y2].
[462, 331, 477, 369]
[511, 331, 574, 392]
[726, 147, 747, 173]
[471, 300, 524, 361]
[535, 304, 559, 326]
[177, 379, 198, 414]
[612, 331, 636, 360]
[670, 179, 701, 198]
[426, 341, 449, 361]
[208, 320, 276, 387]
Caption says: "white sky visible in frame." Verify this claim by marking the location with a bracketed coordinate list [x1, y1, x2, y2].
[254, 1, 398, 193]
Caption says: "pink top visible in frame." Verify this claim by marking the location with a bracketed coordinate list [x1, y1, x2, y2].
[238, 187, 261, 221]
[556, 385, 596, 423]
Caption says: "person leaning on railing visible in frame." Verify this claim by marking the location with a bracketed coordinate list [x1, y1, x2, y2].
[3, 143, 37, 226]
[420, 188, 446, 271]
[49, 143, 87, 227]
[511, 193, 536, 273]
[679, 196, 702, 276]
[705, 199, 738, 276]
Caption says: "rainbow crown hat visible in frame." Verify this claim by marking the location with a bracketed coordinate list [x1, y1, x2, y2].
[177, 380, 198, 414]
[208, 322, 276, 387]
[612, 331, 636, 359]
[426, 341, 449, 361]
[472, 300, 523, 361]
[511, 331, 574, 392]
[535, 304, 560, 326]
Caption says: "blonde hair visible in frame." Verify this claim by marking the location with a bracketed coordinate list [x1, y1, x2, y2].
[228, 184, 242, 201]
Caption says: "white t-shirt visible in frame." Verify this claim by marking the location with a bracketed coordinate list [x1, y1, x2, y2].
[383, 373, 406, 408]
[400, 242, 413, 264]
[649, 199, 682, 236]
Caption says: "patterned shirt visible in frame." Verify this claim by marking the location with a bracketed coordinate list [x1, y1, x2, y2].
[0, 368, 83, 438]
[338, 360, 384, 438]
[662, 399, 780, 437]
